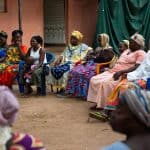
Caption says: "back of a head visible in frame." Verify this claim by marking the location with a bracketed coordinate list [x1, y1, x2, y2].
[120, 89, 150, 128]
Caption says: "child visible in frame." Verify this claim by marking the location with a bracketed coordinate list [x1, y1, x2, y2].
[23, 56, 35, 95]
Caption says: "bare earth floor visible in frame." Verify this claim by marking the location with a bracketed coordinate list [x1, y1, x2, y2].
[13, 89, 124, 150]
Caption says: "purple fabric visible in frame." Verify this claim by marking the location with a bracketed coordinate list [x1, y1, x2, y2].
[10, 133, 46, 150]
[66, 60, 96, 99]
[0, 86, 19, 126]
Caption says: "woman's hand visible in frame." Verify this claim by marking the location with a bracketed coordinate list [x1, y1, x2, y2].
[54, 56, 63, 66]
[113, 71, 123, 81]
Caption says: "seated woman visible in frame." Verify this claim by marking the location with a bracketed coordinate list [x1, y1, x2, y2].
[6, 30, 28, 64]
[0, 86, 45, 150]
[87, 33, 146, 110]
[22, 35, 47, 95]
[66, 33, 114, 99]
[0, 30, 28, 88]
[102, 89, 150, 150]
[106, 49, 150, 110]
[48, 30, 91, 94]
[0, 31, 8, 63]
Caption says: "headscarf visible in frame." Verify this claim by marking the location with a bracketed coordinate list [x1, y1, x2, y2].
[0, 86, 19, 126]
[120, 89, 150, 127]
[71, 30, 83, 42]
[122, 40, 129, 49]
[98, 33, 110, 49]
[131, 33, 145, 48]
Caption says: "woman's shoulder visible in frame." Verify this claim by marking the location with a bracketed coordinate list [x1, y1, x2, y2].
[102, 141, 131, 150]
[80, 43, 90, 50]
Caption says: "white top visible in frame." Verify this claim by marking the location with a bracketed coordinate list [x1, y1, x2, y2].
[127, 50, 150, 81]
[30, 47, 47, 65]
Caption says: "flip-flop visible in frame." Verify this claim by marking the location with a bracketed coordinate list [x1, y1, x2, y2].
[88, 111, 107, 122]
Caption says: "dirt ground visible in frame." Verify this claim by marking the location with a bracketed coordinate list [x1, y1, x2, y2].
[13, 86, 124, 150]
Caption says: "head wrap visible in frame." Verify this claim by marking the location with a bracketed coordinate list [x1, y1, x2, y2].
[71, 30, 83, 42]
[120, 89, 150, 127]
[0, 86, 19, 126]
[98, 33, 110, 49]
[122, 40, 129, 49]
[0, 31, 8, 39]
[131, 33, 145, 48]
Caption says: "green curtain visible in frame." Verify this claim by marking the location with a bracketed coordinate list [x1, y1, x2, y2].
[93, 0, 150, 55]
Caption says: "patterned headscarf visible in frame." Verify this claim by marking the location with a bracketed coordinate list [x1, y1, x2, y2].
[122, 40, 129, 49]
[131, 33, 145, 48]
[0, 86, 19, 126]
[120, 89, 150, 127]
[71, 30, 83, 42]
[98, 33, 110, 49]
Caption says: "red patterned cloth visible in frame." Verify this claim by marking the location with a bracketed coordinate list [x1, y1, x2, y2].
[0, 65, 18, 86]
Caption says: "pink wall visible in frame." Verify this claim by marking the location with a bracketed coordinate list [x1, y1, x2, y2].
[0, 0, 43, 47]
[67, 0, 98, 46]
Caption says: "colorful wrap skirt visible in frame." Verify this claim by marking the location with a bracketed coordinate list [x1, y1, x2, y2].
[105, 79, 146, 110]
[0, 64, 18, 87]
[66, 60, 96, 99]
[51, 62, 71, 80]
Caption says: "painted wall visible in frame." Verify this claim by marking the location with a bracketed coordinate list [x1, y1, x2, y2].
[0, 0, 43, 47]
[67, 0, 98, 46]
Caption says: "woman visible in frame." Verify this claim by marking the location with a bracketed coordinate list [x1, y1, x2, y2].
[0, 86, 45, 150]
[6, 30, 28, 64]
[87, 33, 146, 109]
[106, 49, 150, 110]
[0, 31, 8, 63]
[118, 40, 129, 54]
[102, 89, 150, 150]
[48, 30, 91, 94]
[24, 35, 47, 95]
[66, 33, 114, 99]
[4, 30, 28, 90]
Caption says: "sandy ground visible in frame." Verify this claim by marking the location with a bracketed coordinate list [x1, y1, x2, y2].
[12, 86, 124, 150]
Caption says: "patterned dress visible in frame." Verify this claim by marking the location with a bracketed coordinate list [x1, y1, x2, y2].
[48, 43, 90, 89]
[0, 45, 27, 87]
[66, 48, 114, 99]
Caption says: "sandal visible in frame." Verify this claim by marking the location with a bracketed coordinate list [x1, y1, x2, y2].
[88, 111, 110, 122]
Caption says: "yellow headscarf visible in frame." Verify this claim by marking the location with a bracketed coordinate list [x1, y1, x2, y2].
[71, 30, 83, 42]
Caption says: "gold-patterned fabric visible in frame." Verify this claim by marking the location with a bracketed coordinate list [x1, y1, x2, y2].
[6, 46, 21, 64]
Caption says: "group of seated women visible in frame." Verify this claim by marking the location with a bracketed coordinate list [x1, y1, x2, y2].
[48, 30, 150, 124]
[0, 29, 149, 114]
[0, 30, 47, 96]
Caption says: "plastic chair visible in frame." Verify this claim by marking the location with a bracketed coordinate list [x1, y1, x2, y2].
[96, 56, 117, 74]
